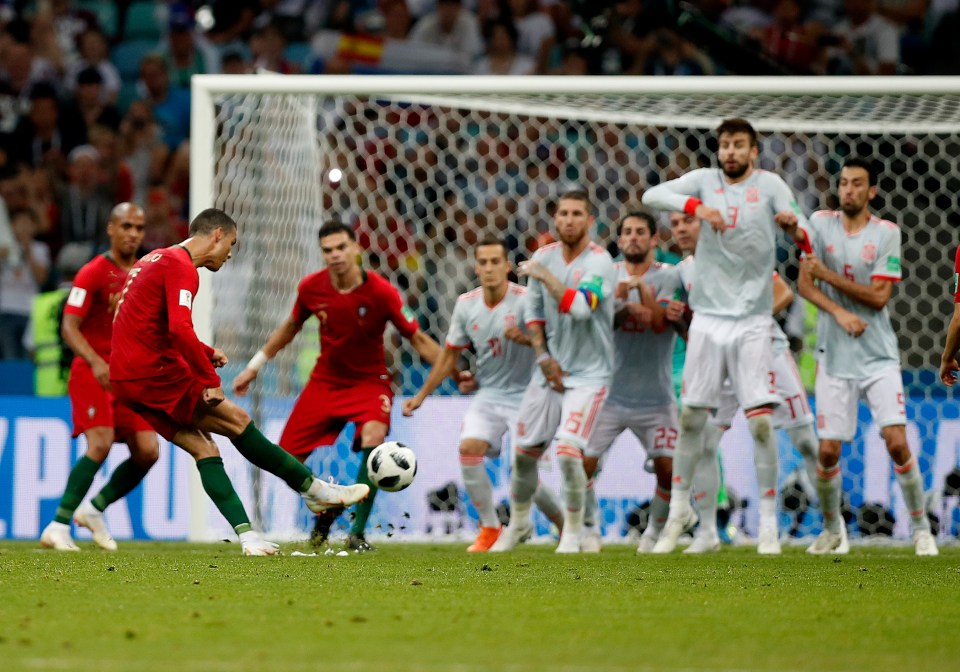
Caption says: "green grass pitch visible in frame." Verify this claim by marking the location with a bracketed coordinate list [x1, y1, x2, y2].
[1, 541, 958, 672]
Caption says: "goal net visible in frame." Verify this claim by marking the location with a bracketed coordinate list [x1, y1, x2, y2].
[190, 76, 960, 544]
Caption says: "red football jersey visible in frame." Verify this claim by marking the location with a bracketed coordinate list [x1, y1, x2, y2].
[954, 246, 960, 303]
[63, 253, 130, 359]
[110, 246, 219, 386]
[292, 269, 418, 385]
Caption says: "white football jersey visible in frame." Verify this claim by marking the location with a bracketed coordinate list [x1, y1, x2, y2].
[609, 261, 682, 407]
[445, 282, 534, 405]
[643, 168, 808, 319]
[525, 241, 616, 388]
[804, 210, 902, 379]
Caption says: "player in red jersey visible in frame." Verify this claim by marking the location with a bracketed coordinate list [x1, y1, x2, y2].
[110, 208, 369, 556]
[233, 219, 448, 551]
[40, 203, 160, 552]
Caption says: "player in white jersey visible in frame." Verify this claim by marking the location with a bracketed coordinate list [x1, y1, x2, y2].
[491, 191, 617, 554]
[642, 118, 808, 555]
[797, 157, 937, 556]
[403, 238, 563, 552]
[579, 211, 686, 553]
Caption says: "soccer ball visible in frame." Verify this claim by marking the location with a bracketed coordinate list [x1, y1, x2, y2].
[367, 441, 417, 492]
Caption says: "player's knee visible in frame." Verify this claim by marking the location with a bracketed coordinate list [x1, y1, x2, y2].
[818, 441, 842, 468]
[133, 442, 160, 467]
[459, 439, 488, 458]
[84, 443, 111, 463]
[887, 442, 911, 465]
[748, 413, 773, 444]
[679, 406, 709, 434]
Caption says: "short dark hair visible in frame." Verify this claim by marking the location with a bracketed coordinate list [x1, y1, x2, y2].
[475, 236, 509, 258]
[556, 190, 592, 212]
[189, 208, 237, 236]
[618, 210, 656, 237]
[715, 117, 758, 146]
[318, 218, 356, 242]
[841, 157, 878, 186]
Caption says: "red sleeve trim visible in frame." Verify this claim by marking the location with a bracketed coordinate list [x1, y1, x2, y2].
[870, 274, 901, 283]
[683, 198, 702, 216]
[444, 342, 469, 350]
[794, 228, 813, 255]
[558, 288, 577, 313]
[525, 319, 545, 327]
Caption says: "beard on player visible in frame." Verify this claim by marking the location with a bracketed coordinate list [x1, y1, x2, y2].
[722, 157, 750, 179]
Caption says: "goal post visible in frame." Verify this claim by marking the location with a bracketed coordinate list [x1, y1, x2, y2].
[188, 75, 960, 543]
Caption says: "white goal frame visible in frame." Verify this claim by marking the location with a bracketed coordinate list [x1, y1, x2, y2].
[187, 74, 960, 541]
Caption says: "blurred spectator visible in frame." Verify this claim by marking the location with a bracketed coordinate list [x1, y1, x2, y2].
[504, 0, 554, 73]
[2, 167, 56, 242]
[222, 49, 253, 74]
[0, 37, 60, 108]
[57, 144, 111, 251]
[138, 54, 191, 152]
[205, 0, 260, 44]
[252, 0, 332, 41]
[0, 183, 21, 268]
[878, 0, 929, 27]
[88, 125, 133, 204]
[474, 18, 536, 74]
[644, 29, 708, 75]
[824, 0, 899, 74]
[408, 0, 484, 63]
[551, 42, 590, 74]
[72, 67, 121, 133]
[10, 82, 84, 176]
[357, 0, 413, 38]
[0, 207, 50, 360]
[251, 19, 300, 73]
[721, 0, 777, 33]
[141, 185, 187, 252]
[118, 101, 169, 205]
[161, 6, 222, 89]
[36, 0, 98, 68]
[65, 28, 119, 104]
[751, 0, 822, 72]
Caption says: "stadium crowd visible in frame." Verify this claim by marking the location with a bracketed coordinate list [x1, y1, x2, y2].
[0, 0, 955, 367]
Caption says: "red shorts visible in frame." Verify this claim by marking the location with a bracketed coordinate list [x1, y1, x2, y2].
[69, 360, 153, 441]
[112, 365, 206, 441]
[280, 378, 393, 456]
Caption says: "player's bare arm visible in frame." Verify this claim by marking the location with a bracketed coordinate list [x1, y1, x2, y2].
[526, 321, 565, 392]
[233, 315, 304, 395]
[210, 348, 228, 368]
[799, 255, 867, 337]
[402, 345, 460, 416]
[694, 203, 728, 233]
[409, 328, 467, 386]
[772, 275, 794, 314]
[61, 312, 111, 390]
[939, 303, 960, 385]
[804, 254, 894, 312]
[517, 260, 568, 302]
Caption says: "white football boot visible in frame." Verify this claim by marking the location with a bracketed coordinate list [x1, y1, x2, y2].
[489, 519, 533, 552]
[806, 526, 850, 555]
[303, 478, 369, 513]
[39, 521, 80, 551]
[913, 529, 939, 556]
[636, 527, 659, 554]
[579, 527, 602, 553]
[73, 501, 118, 551]
[684, 528, 721, 554]
[240, 531, 280, 556]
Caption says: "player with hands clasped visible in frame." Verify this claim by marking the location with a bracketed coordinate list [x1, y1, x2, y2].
[797, 158, 937, 556]
[402, 237, 564, 552]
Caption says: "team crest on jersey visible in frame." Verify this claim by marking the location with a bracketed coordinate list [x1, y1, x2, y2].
[571, 269, 583, 285]
[504, 314, 516, 328]
[861, 243, 877, 263]
[358, 306, 367, 317]
[471, 323, 479, 331]
[745, 187, 759, 203]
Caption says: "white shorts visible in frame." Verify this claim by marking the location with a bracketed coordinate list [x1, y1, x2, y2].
[682, 313, 780, 411]
[584, 400, 678, 460]
[516, 381, 608, 454]
[459, 399, 516, 457]
[712, 350, 813, 430]
[815, 365, 906, 442]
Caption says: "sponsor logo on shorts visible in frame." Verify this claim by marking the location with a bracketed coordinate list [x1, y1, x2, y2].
[517, 421, 526, 437]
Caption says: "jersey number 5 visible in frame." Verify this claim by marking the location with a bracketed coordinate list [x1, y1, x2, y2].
[487, 337, 503, 358]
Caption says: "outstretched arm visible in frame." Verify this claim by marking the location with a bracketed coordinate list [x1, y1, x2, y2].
[233, 315, 305, 395]
[402, 345, 460, 416]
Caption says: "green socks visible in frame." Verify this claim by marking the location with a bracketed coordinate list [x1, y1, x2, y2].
[90, 459, 151, 512]
[231, 422, 313, 492]
[196, 456, 250, 532]
[54, 455, 100, 523]
[350, 447, 379, 536]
